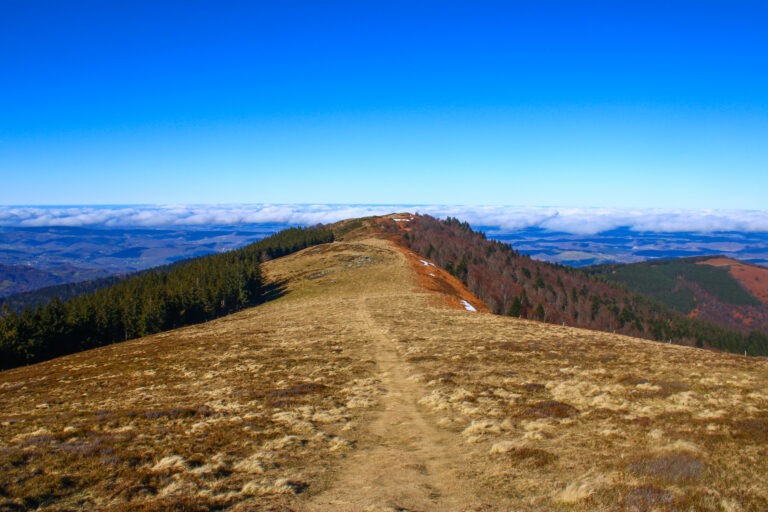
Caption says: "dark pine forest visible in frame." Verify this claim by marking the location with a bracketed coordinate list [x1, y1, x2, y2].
[0, 226, 334, 370]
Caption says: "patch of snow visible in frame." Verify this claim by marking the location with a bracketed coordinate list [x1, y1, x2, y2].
[419, 259, 435, 267]
[460, 300, 477, 312]
[393, 218, 412, 222]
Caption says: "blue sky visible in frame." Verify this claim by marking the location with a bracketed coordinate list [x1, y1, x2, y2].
[1, 1, 767, 209]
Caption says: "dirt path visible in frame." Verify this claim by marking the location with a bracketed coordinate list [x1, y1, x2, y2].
[305, 249, 483, 511]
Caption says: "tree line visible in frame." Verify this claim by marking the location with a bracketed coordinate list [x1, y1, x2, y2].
[0, 225, 334, 369]
[393, 215, 767, 356]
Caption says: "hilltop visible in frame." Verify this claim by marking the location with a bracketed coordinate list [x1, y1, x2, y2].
[1, 214, 766, 511]
[587, 256, 768, 335]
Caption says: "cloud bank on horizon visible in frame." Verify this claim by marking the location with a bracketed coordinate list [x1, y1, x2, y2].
[1, 205, 767, 235]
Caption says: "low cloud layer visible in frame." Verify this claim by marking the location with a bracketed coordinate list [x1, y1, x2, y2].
[1, 205, 767, 234]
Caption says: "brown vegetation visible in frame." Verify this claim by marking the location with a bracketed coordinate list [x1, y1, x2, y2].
[701, 257, 768, 304]
[1, 215, 767, 510]
[395, 214, 768, 355]
[680, 257, 768, 335]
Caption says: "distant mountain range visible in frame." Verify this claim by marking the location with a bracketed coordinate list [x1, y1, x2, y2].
[0, 263, 109, 297]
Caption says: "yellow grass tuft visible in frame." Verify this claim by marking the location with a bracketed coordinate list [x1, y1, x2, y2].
[557, 475, 604, 503]
[151, 455, 187, 472]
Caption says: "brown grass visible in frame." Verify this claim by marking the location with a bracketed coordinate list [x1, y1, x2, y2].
[1, 221, 767, 511]
[0, 240, 392, 510]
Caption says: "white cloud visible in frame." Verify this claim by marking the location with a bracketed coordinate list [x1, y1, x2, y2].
[0, 204, 767, 234]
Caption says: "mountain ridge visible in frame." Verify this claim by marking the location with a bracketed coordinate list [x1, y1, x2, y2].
[3, 214, 768, 373]
[1, 219, 766, 510]
[393, 214, 768, 356]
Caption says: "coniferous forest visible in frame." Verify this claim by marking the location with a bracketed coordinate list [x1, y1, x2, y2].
[0, 225, 334, 370]
[394, 215, 768, 357]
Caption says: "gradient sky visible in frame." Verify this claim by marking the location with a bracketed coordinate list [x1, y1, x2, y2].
[1, 1, 767, 208]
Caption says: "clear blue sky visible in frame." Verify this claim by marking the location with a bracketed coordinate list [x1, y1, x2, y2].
[1, 1, 767, 208]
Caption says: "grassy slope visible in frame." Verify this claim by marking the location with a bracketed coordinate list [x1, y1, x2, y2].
[1, 216, 767, 511]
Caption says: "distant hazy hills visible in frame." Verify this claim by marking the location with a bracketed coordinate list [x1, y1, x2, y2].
[0, 263, 109, 298]
[0, 273, 125, 313]
[485, 226, 768, 268]
[587, 257, 768, 335]
[0, 225, 284, 297]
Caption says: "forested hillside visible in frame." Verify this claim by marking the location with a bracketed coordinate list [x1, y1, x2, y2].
[391, 215, 768, 356]
[586, 258, 768, 335]
[0, 225, 334, 369]
[588, 258, 760, 311]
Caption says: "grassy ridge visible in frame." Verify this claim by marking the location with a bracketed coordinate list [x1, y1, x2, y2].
[1, 222, 767, 510]
[0, 225, 334, 370]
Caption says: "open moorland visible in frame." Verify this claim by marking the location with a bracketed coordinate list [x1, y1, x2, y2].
[1, 216, 767, 511]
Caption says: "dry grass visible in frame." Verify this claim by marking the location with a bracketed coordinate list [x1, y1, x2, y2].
[0, 239, 391, 510]
[1, 219, 767, 510]
[391, 296, 768, 510]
